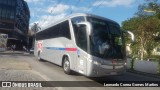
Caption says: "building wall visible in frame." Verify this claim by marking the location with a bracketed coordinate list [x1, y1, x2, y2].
[0, 0, 30, 50]
[0, 0, 15, 33]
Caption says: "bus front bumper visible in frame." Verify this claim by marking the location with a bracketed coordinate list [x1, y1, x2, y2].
[87, 64, 126, 77]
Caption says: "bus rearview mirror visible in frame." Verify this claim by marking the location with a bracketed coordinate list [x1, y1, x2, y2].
[122, 30, 135, 43]
[76, 22, 92, 35]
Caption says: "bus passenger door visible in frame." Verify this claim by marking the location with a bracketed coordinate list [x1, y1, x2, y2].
[77, 49, 88, 75]
[75, 24, 88, 75]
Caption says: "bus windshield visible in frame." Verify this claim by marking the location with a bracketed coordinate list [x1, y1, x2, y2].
[87, 17, 125, 59]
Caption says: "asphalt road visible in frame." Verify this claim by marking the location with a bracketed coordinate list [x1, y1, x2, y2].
[0, 53, 160, 90]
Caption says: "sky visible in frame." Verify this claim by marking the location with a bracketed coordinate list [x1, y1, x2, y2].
[24, 0, 145, 28]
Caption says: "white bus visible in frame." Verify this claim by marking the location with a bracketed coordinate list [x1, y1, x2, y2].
[34, 13, 134, 77]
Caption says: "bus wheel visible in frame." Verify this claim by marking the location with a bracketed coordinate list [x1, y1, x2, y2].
[63, 57, 72, 74]
[37, 51, 42, 61]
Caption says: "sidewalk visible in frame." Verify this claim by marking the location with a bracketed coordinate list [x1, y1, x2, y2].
[0, 56, 46, 81]
[0, 53, 55, 90]
[0, 50, 25, 54]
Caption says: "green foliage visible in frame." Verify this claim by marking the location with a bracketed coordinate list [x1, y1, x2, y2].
[142, 17, 160, 56]
[31, 23, 41, 33]
[122, 0, 160, 59]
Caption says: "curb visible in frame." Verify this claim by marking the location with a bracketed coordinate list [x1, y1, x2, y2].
[0, 51, 25, 54]
[127, 69, 160, 79]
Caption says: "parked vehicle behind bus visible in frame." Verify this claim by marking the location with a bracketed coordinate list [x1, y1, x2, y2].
[34, 13, 134, 77]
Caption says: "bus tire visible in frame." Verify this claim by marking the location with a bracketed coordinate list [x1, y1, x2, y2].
[63, 56, 72, 74]
[37, 51, 42, 61]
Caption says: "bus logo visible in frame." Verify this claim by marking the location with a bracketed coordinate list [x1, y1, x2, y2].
[2, 82, 11, 87]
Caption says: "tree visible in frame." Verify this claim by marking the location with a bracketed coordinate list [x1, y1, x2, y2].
[30, 23, 41, 47]
[140, 17, 160, 57]
[31, 23, 41, 35]
[122, 17, 145, 59]
[122, 0, 160, 60]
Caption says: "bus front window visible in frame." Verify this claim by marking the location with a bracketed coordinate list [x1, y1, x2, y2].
[87, 17, 125, 59]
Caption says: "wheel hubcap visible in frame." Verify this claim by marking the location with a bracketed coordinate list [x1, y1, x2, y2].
[64, 60, 69, 71]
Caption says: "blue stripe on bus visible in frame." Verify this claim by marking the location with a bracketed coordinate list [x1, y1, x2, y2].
[46, 47, 77, 51]
[46, 47, 65, 50]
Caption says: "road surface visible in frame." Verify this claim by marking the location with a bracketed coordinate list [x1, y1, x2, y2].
[0, 53, 159, 90]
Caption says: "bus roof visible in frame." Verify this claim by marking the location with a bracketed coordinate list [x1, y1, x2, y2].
[38, 13, 119, 33]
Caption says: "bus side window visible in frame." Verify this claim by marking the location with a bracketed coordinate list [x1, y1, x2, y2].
[76, 25, 87, 52]
[59, 20, 71, 39]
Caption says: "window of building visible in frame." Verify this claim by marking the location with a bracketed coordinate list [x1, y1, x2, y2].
[0, 8, 2, 18]
[5, 9, 10, 19]
[6, 0, 9, 5]
[1, 8, 6, 18]
[11, 0, 15, 6]
[10, 10, 14, 19]
[0, 1, 3, 4]
[8, 0, 11, 6]
[0, 0, 2, 4]
[3, 0, 7, 5]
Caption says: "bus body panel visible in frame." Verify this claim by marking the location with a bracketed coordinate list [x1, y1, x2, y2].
[75, 47, 88, 75]
[35, 37, 76, 64]
[34, 39, 88, 75]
